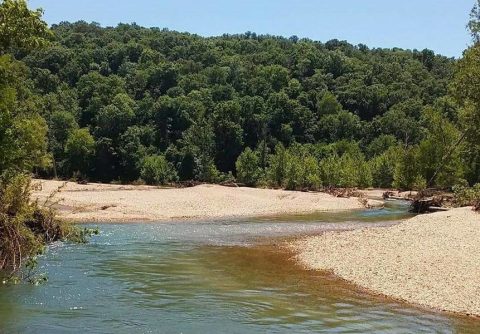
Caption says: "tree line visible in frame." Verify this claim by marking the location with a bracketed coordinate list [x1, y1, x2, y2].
[2, 0, 480, 277]
[2, 0, 480, 193]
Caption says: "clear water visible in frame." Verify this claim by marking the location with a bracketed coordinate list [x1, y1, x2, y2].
[1, 201, 479, 333]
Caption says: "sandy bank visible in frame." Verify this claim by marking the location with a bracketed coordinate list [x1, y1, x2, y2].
[290, 207, 480, 317]
[32, 179, 363, 222]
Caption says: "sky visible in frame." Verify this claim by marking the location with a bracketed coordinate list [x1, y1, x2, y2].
[29, 0, 473, 58]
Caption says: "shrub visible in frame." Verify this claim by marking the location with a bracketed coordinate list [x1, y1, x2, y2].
[393, 147, 426, 190]
[140, 155, 178, 185]
[266, 144, 322, 190]
[64, 128, 95, 177]
[320, 152, 372, 188]
[319, 155, 342, 187]
[300, 156, 322, 190]
[353, 156, 373, 188]
[266, 144, 289, 187]
[218, 171, 236, 184]
[285, 152, 321, 191]
[369, 147, 399, 188]
[284, 157, 302, 190]
[235, 148, 261, 186]
[0, 174, 94, 281]
[194, 156, 219, 183]
[453, 184, 480, 210]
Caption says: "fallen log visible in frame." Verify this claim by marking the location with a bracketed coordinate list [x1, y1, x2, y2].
[428, 206, 450, 212]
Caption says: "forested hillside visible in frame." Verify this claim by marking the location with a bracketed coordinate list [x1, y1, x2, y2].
[7, 18, 477, 189]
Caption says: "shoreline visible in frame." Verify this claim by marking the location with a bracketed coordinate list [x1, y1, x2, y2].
[32, 179, 366, 223]
[32, 179, 480, 318]
[289, 207, 480, 318]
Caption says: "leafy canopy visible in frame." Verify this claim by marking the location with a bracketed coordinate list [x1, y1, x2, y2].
[0, 0, 51, 54]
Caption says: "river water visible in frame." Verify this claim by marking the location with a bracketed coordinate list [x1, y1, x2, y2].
[0, 201, 479, 333]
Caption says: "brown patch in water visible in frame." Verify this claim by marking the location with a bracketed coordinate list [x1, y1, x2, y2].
[196, 238, 480, 330]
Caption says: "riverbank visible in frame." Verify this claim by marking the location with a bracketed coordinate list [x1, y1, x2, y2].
[290, 207, 480, 317]
[32, 179, 364, 222]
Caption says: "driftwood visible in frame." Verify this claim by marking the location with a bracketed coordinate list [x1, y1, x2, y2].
[410, 189, 454, 213]
[382, 191, 395, 199]
[428, 206, 450, 212]
[176, 180, 203, 188]
[324, 187, 362, 198]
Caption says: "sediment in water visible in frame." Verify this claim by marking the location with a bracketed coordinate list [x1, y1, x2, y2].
[290, 207, 480, 317]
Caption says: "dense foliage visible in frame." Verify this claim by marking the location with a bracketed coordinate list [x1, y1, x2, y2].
[2, 0, 479, 278]
[11, 16, 473, 190]
[140, 154, 178, 185]
[0, 0, 90, 280]
[0, 175, 93, 281]
[2, 0, 480, 193]
[453, 184, 480, 210]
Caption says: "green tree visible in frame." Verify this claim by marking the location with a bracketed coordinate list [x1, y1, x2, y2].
[369, 146, 400, 188]
[181, 119, 219, 182]
[214, 100, 244, 173]
[0, 56, 50, 174]
[267, 144, 289, 187]
[452, 43, 480, 185]
[319, 154, 343, 187]
[94, 93, 136, 139]
[76, 72, 125, 125]
[0, 0, 88, 279]
[393, 147, 426, 190]
[316, 91, 342, 116]
[317, 111, 361, 142]
[301, 156, 322, 190]
[0, 0, 51, 54]
[118, 125, 155, 181]
[319, 150, 371, 189]
[417, 107, 464, 188]
[468, 0, 480, 43]
[285, 152, 321, 191]
[64, 128, 95, 177]
[6, 13, 460, 190]
[366, 135, 397, 159]
[47, 110, 78, 172]
[235, 148, 261, 186]
[141, 155, 178, 185]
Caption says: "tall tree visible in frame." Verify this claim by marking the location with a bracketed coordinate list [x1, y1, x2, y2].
[0, 0, 51, 54]
[468, 0, 480, 44]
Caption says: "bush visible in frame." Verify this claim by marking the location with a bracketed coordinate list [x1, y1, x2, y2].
[140, 155, 178, 185]
[265, 144, 321, 190]
[453, 184, 480, 210]
[194, 156, 219, 183]
[235, 148, 261, 186]
[218, 171, 236, 184]
[284, 152, 321, 190]
[369, 147, 399, 188]
[354, 156, 373, 188]
[64, 128, 95, 177]
[0, 174, 93, 281]
[319, 155, 342, 187]
[393, 147, 426, 190]
[320, 152, 372, 188]
[300, 156, 322, 190]
[266, 144, 289, 187]
[284, 156, 302, 190]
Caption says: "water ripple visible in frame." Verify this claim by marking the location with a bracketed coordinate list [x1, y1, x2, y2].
[1, 203, 479, 333]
